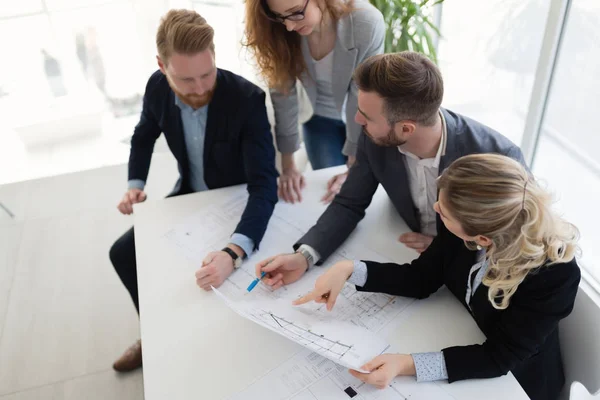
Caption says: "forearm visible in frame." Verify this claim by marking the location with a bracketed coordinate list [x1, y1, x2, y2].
[281, 152, 296, 171]
[270, 84, 300, 154]
[234, 186, 277, 249]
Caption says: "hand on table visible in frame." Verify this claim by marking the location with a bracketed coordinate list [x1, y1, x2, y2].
[321, 171, 348, 204]
[292, 260, 354, 311]
[399, 232, 434, 254]
[278, 167, 306, 204]
[349, 354, 416, 389]
[320, 155, 355, 204]
[195, 251, 235, 291]
[255, 253, 309, 290]
[117, 188, 147, 215]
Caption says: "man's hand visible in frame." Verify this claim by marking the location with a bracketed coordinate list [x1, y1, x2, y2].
[399, 232, 434, 253]
[255, 252, 309, 290]
[195, 251, 236, 291]
[349, 354, 416, 389]
[321, 172, 347, 204]
[320, 155, 355, 204]
[117, 188, 147, 215]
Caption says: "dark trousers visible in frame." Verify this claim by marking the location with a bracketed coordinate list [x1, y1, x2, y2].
[109, 227, 139, 313]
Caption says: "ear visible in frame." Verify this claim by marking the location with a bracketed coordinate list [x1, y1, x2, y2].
[399, 121, 417, 137]
[399, 121, 417, 138]
[476, 235, 493, 248]
[157, 56, 166, 74]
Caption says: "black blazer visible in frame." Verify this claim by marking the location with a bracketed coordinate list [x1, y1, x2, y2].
[128, 69, 278, 249]
[358, 224, 580, 400]
[297, 108, 527, 262]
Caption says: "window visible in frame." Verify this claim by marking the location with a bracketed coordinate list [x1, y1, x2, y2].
[192, 1, 246, 75]
[532, 0, 600, 282]
[0, 1, 158, 184]
[437, 0, 551, 145]
[0, 0, 43, 18]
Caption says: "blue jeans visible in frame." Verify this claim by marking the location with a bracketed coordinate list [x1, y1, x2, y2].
[302, 114, 347, 170]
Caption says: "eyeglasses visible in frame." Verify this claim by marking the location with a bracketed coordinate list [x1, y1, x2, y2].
[262, 0, 310, 23]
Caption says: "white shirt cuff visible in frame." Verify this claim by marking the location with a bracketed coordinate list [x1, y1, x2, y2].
[298, 244, 321, 268]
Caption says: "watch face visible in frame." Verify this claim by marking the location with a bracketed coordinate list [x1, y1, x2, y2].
[234, 257, 243, 269]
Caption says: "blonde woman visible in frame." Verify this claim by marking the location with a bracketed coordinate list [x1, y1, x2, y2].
[244, 0, 384, 203]
[294, 154, 581, 400]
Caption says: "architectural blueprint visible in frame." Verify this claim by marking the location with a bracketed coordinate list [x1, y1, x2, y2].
[163, 193, 450, 399]
[228, 348, 457, 400]
[213, 287, 390, 372]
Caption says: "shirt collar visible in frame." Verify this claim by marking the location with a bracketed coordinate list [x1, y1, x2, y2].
[174, 95, 189, 111]
[175, 95, 208, 114]
[397, 110, 447, 167]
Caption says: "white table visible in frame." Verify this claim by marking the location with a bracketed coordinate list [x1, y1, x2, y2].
[134, 167, 529, 400]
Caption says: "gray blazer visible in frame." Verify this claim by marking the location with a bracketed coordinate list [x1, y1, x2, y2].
[270, 1, 385, 157]
[295, 108, 527, 262]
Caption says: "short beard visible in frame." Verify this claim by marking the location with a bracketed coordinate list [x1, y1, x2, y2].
[363, 126, 406, 147]
[166, 75, 215, 109]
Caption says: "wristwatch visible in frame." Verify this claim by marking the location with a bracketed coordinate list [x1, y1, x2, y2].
[222, 247, 243, 269]
[296, 247, 314, 269]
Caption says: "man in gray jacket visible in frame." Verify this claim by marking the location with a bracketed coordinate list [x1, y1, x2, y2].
[256, 52, 526, 289]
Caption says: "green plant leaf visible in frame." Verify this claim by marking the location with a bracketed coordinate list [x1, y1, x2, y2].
[371, 0, 443, 61]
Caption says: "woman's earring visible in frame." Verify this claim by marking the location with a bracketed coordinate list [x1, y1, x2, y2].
[476, 244, 482, 250]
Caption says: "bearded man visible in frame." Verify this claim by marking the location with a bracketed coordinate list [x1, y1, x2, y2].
[108, 9, 278, 372]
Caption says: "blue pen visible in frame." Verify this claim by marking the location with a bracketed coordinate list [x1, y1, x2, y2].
[247, 271, 266, 292]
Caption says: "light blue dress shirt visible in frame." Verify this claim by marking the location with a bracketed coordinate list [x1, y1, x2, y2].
[128, 95, 254, 257]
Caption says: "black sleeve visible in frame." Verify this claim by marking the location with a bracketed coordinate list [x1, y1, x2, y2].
[128, 75, 162, 183]
[443, 261, 580, 382]
[356, 227, 450, 299]
[233, 90, 279, 249]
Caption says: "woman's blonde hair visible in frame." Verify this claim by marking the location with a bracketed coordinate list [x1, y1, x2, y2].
[437, 154, 579, 310]
[243, 0, 354, 92]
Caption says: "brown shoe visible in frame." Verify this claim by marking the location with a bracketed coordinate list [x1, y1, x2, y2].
[113, 339, 142, 372]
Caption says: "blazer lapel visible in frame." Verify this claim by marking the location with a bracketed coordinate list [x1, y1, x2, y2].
[166, 91, 188, 170]
[332, 13, 358, 110]
[439, 108, 460, 172]
[385, 148, 420, 232]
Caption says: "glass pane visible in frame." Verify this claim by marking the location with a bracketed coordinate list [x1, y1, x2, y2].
[533, 0, 600, 282]
[0, 3, 154, 184]
[0, 0, 43, 17]
[0, 15, 56, 119]
[168, 0, 193, 8]
[50, 3, 150, 113]
[45, 0, 127, 11]
[437, 0, 551, 145]
[193, 1, 243, 74]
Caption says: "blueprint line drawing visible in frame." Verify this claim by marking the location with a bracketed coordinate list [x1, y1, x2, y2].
[265, 313, 354, 358]
[227, 348, 458, 400]
[212, 287, 390, 372]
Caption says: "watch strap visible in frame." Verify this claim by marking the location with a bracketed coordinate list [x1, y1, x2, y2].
[222, 247, 242, 268]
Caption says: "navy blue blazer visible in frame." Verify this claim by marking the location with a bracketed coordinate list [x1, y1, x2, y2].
[128, 69, 279, 249]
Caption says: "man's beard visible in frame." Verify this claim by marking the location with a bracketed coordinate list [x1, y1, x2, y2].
[167, 76, 215, 109]
[362, 126, 406, 147]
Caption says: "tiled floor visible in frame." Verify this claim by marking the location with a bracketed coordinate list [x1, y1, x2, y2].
[0, 370, 143, 400]
[0, 154, 179, 399]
